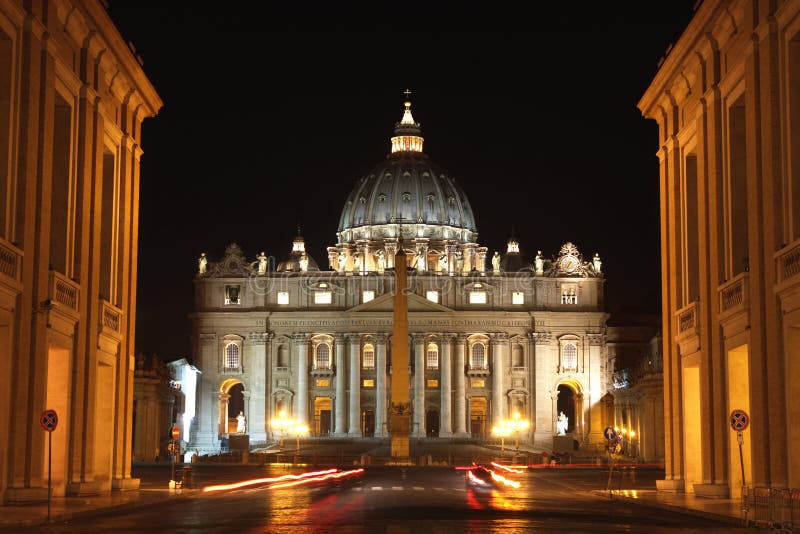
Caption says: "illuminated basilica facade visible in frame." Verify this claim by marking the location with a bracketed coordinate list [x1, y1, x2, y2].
[189, 97, 618, 454]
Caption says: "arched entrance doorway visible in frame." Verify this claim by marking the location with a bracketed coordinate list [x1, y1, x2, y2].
[556, 384, 575, 433]
[469, 397, 487, 437]
[219, 379, 245, 436]
[426, 410, 440, 437]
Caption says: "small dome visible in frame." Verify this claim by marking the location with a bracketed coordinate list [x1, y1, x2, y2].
[500, 236, 530, 272]
[276, 232, 320, 272]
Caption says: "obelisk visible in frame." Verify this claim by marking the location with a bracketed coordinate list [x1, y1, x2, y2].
[389, 247, 411, 460]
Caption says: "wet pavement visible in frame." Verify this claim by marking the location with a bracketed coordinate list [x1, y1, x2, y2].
[0, 451, 744, 532]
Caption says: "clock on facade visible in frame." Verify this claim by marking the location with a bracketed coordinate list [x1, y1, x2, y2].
[559, 255, 579, 274]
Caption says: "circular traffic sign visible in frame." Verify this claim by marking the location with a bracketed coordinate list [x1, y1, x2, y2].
[40, 409, 58, 432]
[603, 426, 617, 441]
[730, 409, 750, 431]
[171, 426, 180, 440]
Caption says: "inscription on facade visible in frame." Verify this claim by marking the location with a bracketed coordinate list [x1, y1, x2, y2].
[268, 318, 529, 328]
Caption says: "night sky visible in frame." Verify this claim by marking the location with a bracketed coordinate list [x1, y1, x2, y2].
[104, 2, 699, 361]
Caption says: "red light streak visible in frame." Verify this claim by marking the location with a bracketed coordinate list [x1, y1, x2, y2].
[202, 468, 339, 493]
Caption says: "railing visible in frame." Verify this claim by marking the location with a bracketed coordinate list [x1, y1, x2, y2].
[742, 486, 800, 530]
[675, 301, 697, 335]
[718, 272, 748, 315]
[0, 239, 21, 282]
[614, 357, 663, 389]
[49, 271, 79, 311]
[776, 239, 800, 287]
[100, 299, 122, 333]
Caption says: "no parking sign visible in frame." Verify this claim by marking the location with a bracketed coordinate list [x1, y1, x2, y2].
[730, 409, 749, 432]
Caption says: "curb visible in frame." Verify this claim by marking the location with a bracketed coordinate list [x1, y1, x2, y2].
[589, 490, 746, 527]
[0, 488, 203, 528]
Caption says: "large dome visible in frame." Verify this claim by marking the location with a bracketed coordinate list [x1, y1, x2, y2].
[336, 96, 478, 245]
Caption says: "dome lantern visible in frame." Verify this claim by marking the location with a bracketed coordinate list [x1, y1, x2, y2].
[390, 89, 424, 154]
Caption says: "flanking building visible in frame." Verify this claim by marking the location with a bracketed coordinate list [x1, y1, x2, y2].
[0, 0, 162, 503]
[638, 0, 800, 497]
[189, 97, 617, 455]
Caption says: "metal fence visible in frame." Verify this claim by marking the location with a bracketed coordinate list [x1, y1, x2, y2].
[742, 486, 800, 531]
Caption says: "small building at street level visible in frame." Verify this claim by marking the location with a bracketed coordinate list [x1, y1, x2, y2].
[188, 96, 652, 456]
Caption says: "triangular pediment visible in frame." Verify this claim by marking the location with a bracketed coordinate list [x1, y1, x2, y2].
[349, 291, 452, 313]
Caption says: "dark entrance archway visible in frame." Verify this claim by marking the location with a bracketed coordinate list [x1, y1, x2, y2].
[362, 410, 375, 437]
[426, 410, 439, 437]
[556, 383, 575, 433]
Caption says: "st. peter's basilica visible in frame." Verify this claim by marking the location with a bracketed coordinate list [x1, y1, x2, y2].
[188, 95, 620, 455]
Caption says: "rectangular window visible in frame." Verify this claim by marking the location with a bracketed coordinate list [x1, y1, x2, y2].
[362, 379, 375, 388]
[561, 285, 577, 304]
[512, 291, 524, 305]
[277, 291, 289, 305]
[314, 291, 332, 304]
[362, 347, 375, 369]
[362, 290, 375, 303]
[469, 290, 487, 304]
[426, 290, 439, 303]
[315, 379, 330, 388]
[470, 378, 485, 388]
[426, 379, 439, 388]
[426, 348, 438, 369]
[225, 285, 240, 305]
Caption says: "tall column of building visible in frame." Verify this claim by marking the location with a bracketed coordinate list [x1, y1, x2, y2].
[454, 335, 467, 436]
[586, 334, 604, 444]
[413, 334, 426, 436]
[375, 334, 387, 437]
[293, 334, 308, 426]
[491, 333, 507, 426]
[348, 334, 362, 436]
[440, 334, 453, 436]
[192, 334, 219, 453]
[247, 332, 267, 442]
[334, 335, 347, 436]
[532, 333, 553, 449]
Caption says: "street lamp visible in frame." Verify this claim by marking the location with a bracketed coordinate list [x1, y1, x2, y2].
[507, 412, 530, 455]
[491, 424, 512, 457]
[291, 423, 309, 462]
[270, 410, 293, 451]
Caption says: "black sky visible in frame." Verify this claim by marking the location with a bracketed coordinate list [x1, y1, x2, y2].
[104, 2, 699, 360]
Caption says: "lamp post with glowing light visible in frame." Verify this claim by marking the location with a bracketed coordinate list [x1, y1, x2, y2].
[508, 412, 530, 455]
[291, 423, 309, 462]
[270, 411, 293, 452]
[491, 424, 512, 457]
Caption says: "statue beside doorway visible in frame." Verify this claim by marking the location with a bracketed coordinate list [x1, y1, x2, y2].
[556, 411, 568, 435]
[236, 411, 247, 434]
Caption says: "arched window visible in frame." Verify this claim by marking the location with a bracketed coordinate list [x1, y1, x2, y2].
[471, 343, 486, 369]
[362, 343, 375, 369]
[426, 343, 439, 369]
[315, 343, 331, 369]
[561, 343, 577, 371]
[224, 343, 239, 369]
